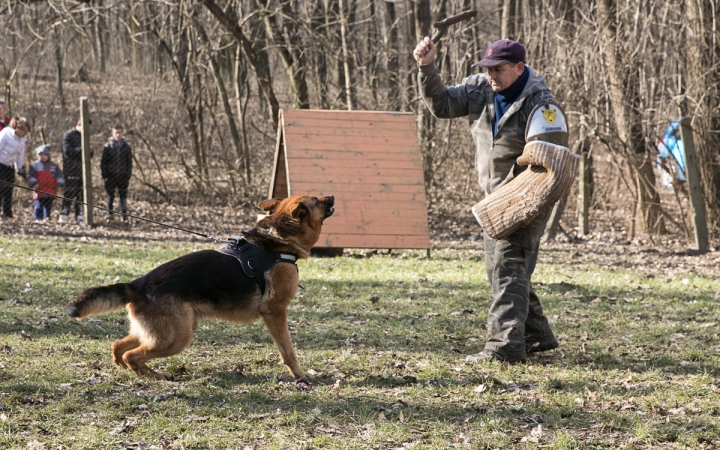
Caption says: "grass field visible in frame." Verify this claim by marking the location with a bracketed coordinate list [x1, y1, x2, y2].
[0, 233, 719, 449]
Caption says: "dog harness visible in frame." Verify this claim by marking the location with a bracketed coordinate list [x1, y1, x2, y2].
[216, 236, 298, 295]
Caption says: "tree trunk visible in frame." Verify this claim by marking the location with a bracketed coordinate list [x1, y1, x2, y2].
[368, 0, 378, 108]
[234, 44, 251, 184]
[414, 0, 435, 187]
[385, 1, 400, 111]
[597, 0, 664, 234]
[202, 0, 280, 128]
[95, 0, 106, 73]
[260, 0, 310, 109]
[338, 0, 355, 110]
[684, 0, 720, 226]
[312, 0, 330, 108]
[501, 0, 517, 39]
[199, 25, 244, 181]
[54, 28, 66, 114]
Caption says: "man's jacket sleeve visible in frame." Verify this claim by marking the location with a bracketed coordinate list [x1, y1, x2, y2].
[124, 144, 132, 179]
[522, 90, 568, 147]
[100, 145, 109, 180]
[27, 163, 37, 187]
[418, 62, 472, 119]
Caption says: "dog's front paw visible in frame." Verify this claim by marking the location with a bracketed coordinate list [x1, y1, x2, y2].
[155, 371, 175, 381]
[294, 368, 315, 380]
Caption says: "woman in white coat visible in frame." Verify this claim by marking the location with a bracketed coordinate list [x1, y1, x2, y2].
[0, 118, 31, 221]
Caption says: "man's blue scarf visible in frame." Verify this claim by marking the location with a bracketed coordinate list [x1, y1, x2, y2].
[493, 66, 529, 135]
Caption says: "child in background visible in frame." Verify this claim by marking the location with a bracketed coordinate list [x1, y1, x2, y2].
[28, 145, 64, 222]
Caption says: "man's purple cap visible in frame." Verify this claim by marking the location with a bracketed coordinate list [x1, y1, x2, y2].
[472, 39, 526, 67]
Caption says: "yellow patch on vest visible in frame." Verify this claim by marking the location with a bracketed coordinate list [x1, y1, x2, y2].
[542, 109, 556, 124]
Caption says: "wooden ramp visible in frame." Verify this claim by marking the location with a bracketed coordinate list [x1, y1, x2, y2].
[269, 109, 430, 249]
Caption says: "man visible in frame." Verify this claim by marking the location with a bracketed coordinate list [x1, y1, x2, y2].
[60, 120, 89, 223]
[101, 124, 132, 221]
[414, 38, 567, 363]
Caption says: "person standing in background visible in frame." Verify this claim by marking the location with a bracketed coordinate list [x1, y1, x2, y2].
[0, 118, 31, 221]
[101, 124, 132, 221]
[28, 144, 64, 222]
[59, 120, 90, 223]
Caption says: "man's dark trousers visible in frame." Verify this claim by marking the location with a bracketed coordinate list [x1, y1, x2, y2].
[0, 163, 15, 218]
[61, 177, 83, 217]
[483, 210, 555, 359]
[104, 177, 129, 217]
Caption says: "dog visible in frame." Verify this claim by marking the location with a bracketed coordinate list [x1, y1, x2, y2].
[65, 194, 334, 381]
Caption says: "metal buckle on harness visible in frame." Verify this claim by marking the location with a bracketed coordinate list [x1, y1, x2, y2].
[227, 235, 244, 245]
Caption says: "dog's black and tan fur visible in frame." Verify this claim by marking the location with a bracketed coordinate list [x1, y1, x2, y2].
[65, 194, 334, 381]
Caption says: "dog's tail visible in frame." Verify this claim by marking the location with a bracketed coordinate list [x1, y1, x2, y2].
[65, 283, 141, 320]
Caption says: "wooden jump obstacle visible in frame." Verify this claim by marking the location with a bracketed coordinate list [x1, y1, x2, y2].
[269, 109, 431, 250]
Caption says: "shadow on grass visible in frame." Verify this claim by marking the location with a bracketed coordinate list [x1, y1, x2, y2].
[2, 275, 719, 380]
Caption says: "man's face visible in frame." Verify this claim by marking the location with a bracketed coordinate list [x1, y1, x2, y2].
[39, 153, 49, 163]
[0, 104, 7, 117]
[486, 62, 525, 92]
[75, 122, 83, 132]
[112, 128, 124, 141]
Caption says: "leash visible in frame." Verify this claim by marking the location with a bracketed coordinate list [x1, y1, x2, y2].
[0, 178, 230, 242]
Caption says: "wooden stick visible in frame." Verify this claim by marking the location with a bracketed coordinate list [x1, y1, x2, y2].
[430, 10, 478, 44]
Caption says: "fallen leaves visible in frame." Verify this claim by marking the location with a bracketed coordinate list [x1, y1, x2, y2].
[315, 422, 342, 434]
[111, 419, 136, 434]
[184, 414, 210, 423]
[520, 424, 543, 443]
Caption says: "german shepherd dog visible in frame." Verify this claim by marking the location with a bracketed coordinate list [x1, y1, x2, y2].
[65, 194, 334, 381]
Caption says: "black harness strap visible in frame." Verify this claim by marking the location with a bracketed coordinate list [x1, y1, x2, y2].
[216, 236, 298, 295]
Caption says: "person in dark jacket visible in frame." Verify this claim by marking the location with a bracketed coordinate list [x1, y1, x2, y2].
[101, 124, 132, 221]
[28, 145, 64, 221]
[60, 120, 87, 222]
[414, 38, 568, 364]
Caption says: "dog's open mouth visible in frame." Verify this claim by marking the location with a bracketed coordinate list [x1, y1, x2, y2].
[322, 195, 335, 219]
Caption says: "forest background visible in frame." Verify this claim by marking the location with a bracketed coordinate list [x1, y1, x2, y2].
[2, 0, 719, 245]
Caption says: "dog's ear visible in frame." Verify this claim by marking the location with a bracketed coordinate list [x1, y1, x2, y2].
[258, 198, 282, 214]
[292, 197, 317, 219]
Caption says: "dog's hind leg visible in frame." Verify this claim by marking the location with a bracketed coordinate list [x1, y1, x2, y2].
[123, 303, 195, 380]
[111, 335, 141, 368]
[121, 331, 193, 381]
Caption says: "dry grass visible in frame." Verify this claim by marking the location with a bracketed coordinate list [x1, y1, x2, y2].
[0, 233, 719, 449]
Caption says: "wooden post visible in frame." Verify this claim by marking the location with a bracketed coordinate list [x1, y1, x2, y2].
[543, 135, 589, 242]
[542, 196, 567, 242]
[678, 118, 708, 253]
[578, 139, 592, 236]
[80, 97, 93, 226]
